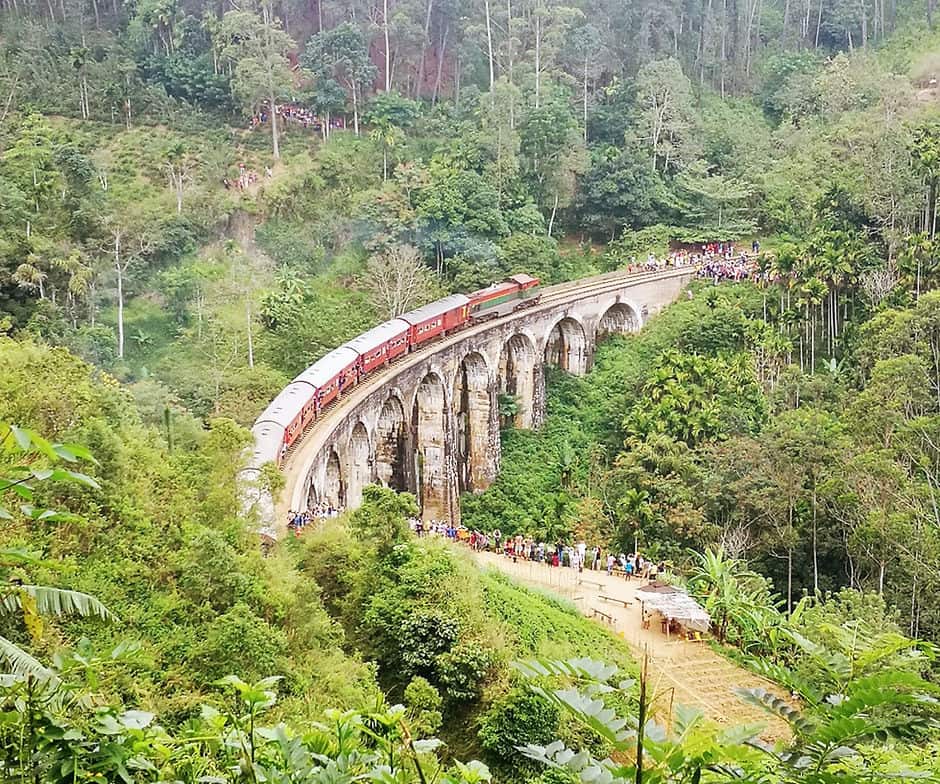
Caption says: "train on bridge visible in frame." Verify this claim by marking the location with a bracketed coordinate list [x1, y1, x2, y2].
[252, 273, 541, 467]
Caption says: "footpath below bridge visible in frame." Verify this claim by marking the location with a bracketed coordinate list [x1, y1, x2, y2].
[476, 552, 790, 743]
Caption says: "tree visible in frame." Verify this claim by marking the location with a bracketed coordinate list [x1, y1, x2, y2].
[99, 196, 160, 361]
[676, 160, 753, 231]
[741, 628, 940, 781]
[633, 58, 697, 173]
[615, 487, 654, 553]
[564, 23, 605, 142]
[301, 22, 377, 136]
[2, 113, 60, 234]
[365, 92, 420, 181]
[767, 408, 844, 595]
[216, 7, 296, 160]
[799, 276, 828, 373]
[307, 76, 347, 140]
[688, 547, 779, 645]
[910, 110, 940, 241]
[517, 657, 767, 784]
[363, 243, 440, 318]
[163, 141, 199, 215]
[576, 146, 660, 239]
[518, 100, 587, 233]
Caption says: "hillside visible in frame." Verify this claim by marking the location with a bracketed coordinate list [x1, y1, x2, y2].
[2, 0, 940, 781]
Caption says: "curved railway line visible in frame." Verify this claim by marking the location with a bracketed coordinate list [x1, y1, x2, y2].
[271, 264, 699, 529]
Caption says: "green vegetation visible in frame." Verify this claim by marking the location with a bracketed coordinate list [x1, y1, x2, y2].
[3, 0, 940, 780]
[0, 337, 378, 719]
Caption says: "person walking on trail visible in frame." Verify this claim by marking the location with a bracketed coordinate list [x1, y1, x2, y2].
[606, 553, 615, 576]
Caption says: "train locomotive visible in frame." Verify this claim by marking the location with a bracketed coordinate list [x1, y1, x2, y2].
[249, 273, 541, 469]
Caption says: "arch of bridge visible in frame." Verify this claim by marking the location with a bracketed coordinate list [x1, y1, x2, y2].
[453, 350, 493, 493]
[595, 298, 642, 341]
[345, 421, 372, 509]
[412, 371, 452, 521]
[497, 332, 539, 429]
[543, 314, 589, 374]
[375, 393, 408, 492]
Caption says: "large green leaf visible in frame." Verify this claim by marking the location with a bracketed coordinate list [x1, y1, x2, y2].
[1, 585, 116, 622]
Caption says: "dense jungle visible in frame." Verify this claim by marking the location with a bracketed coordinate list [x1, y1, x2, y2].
[2, 0, 940, 780]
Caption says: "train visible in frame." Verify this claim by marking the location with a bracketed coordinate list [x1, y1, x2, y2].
[250, 273, 541, 468]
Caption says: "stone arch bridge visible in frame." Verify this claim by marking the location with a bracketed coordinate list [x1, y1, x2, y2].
[245, 267, 697, 533]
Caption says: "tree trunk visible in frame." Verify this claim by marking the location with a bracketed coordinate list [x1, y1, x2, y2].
[383, 0, 391, 91]
[484, 0, 495, 95]
[507, 0, 515, 127]
[115, 234, 125, 360]
[534, 10, 541, 107]
[810, 311, 815, 372]
[270, 93, 280, 159]
[433, 23, 448, 104]
[246, 297, 254, 368]
[719, 0, 727, 97]
[548, 192, 559, 236]
[582, 54, 588, 142]
[814, 0, 823, 48]
[416, 0, 434, 98]
[811, 485, 819, 592]
[352, 83, 360, 135]
[787, 502, 794, 613]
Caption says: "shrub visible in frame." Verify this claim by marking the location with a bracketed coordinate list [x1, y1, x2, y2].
[478, 688, 559, 761]
[189, 602, 288, 684]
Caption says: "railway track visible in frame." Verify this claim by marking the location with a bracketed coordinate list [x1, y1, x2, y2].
[276, 265, 699, 524]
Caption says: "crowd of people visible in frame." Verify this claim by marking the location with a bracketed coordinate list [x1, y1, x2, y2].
[223, 162, 271, 191]
[248, 101, 346, 133]
[411, 520, 667, 580]
[625, 240, 760, 283]
[287, 503, 345, 536]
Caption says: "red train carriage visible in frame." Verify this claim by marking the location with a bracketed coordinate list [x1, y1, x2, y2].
[399, 294, 471, 349]
[294, 346, 360, 411]
[345, 319, 410, 375]
[253, 381, 313, 457]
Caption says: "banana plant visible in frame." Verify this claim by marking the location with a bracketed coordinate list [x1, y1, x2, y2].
[1, 425, 110, 682]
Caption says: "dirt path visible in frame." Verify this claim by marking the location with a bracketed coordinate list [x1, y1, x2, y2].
[477, 552, 790, 742]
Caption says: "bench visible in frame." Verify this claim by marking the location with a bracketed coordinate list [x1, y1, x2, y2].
[598, 594, 632, 608]
[591, 607, 615, 627]
[579, 578, 604, 590]
[610, 566, 636, 580]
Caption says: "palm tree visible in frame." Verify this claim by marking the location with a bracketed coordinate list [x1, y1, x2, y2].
[799, 277, 827, 373]
[13, 259, 47, 299]
[617, 488, 654, 553]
